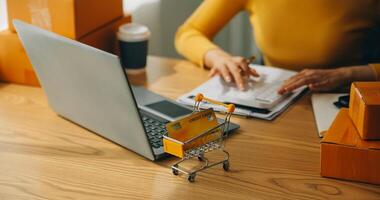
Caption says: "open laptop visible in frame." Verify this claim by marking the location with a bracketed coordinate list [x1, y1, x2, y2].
[14, 20, 239, 161]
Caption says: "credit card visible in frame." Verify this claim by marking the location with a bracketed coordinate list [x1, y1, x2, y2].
[166, 109, 221, 149]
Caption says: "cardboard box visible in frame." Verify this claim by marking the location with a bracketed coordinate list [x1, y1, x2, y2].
[349, 82, 380, 140]
[0, 15, 132, 87]
[321, 108, 380, 185]
[7, 0, 123, 39]
[0, 30, 40, 86]
[79, 15, 132, 54]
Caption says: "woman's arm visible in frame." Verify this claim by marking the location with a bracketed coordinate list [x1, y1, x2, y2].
[175, 0, 258, 90]
[370, 64, 380, 80]
[278, 65, 379, 94]
[175, 0, 248, 67]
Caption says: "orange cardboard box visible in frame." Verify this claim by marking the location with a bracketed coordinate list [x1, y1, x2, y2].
[0, 15, 132, 87]
[321, 108, 380, 185]
[79, 15, 132, 54]
[0, 30, 40, 86]
[349, 82, 380, 140]
[7, 0, 123, 39]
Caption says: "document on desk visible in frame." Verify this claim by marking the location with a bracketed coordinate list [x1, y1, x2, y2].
[178, 65, 307, 120]
[311, 93, 345, 137]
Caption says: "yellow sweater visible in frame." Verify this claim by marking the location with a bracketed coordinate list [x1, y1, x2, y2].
[175, 0, 380, 80]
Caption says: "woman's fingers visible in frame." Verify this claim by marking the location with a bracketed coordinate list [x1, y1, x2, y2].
[277, 87, 287, 95]
[219, 64, 233, 83]
[208, 67, 218, 77]
[233, 57, 260, 78]
[227, 63, 245, 90]
[284, 78, 311, 92]
[209, 55, 261, 90]
[279, 72, 321, 94]
[212, 63, 246, 90]
[283, 70, 308, 85]
[236, 58, 250, 72]
[249, 68, 260, 77]
[240, 61, 260, 77]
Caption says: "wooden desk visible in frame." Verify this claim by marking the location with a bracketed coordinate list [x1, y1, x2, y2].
[0, 56, 379, 200]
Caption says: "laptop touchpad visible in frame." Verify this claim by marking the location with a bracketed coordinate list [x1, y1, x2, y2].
[145, 100, 192, 119]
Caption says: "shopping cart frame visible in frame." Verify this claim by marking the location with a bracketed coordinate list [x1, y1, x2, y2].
[164, 93, 235, 182]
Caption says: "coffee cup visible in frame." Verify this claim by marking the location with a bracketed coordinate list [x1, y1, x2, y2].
[117, 23, 150, 73]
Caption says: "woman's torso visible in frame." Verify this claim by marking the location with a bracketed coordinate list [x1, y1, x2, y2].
[246, 0, 380, 70]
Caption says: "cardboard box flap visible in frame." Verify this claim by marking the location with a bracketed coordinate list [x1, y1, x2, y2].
[7, 0, 123, 39]
[322, 109, 358, 147]
[353, 82, 380, 105]
[322, 109, 380, 150]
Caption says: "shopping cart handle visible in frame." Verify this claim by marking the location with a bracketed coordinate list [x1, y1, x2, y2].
[194, 93, 235, 113]
[226, 104, 235, 113]
[194, 93, 204, 102]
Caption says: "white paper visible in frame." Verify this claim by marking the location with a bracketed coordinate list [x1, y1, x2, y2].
[311, 93, 345, 137]
[178, 65, 307, 120]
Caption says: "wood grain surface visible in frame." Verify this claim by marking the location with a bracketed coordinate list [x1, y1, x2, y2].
[0, 56, 379, 200]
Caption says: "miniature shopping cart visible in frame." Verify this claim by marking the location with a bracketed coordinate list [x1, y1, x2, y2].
[163, 93, 235, 182]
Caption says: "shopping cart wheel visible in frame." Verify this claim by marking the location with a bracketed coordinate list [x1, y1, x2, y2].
[223, 161, 230, 171]
[188, 173, 196, 182]
[172, 165, 179, 176]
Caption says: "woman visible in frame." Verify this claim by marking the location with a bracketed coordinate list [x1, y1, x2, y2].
[175, 0, 380, 93]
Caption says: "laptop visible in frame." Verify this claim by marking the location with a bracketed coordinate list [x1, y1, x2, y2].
[14, 20, 240, 161]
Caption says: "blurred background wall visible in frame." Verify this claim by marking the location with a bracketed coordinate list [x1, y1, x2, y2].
[127, 0, 262, 63]
[0, 0, 7, 30]
[0, 0, 262, 62]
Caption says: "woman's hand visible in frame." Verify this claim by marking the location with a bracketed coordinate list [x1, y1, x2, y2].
[205, 49, 259, 90]
[278, 66, 377, 94]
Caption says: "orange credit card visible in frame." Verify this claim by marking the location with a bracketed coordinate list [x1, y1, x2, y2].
[166, 109, 222, 149]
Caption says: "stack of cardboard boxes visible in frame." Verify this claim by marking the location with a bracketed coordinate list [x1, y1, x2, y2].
[321, 82, 380, 185]
[0, 0, 131, 86]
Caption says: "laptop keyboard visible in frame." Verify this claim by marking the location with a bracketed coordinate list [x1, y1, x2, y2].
[141, 113, 168, 149]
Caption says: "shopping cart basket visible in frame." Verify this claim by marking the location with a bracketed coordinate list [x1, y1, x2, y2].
[163, 93, 235, 182]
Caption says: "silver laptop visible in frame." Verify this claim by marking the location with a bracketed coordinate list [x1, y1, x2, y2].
[14, 20, 239, 161]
